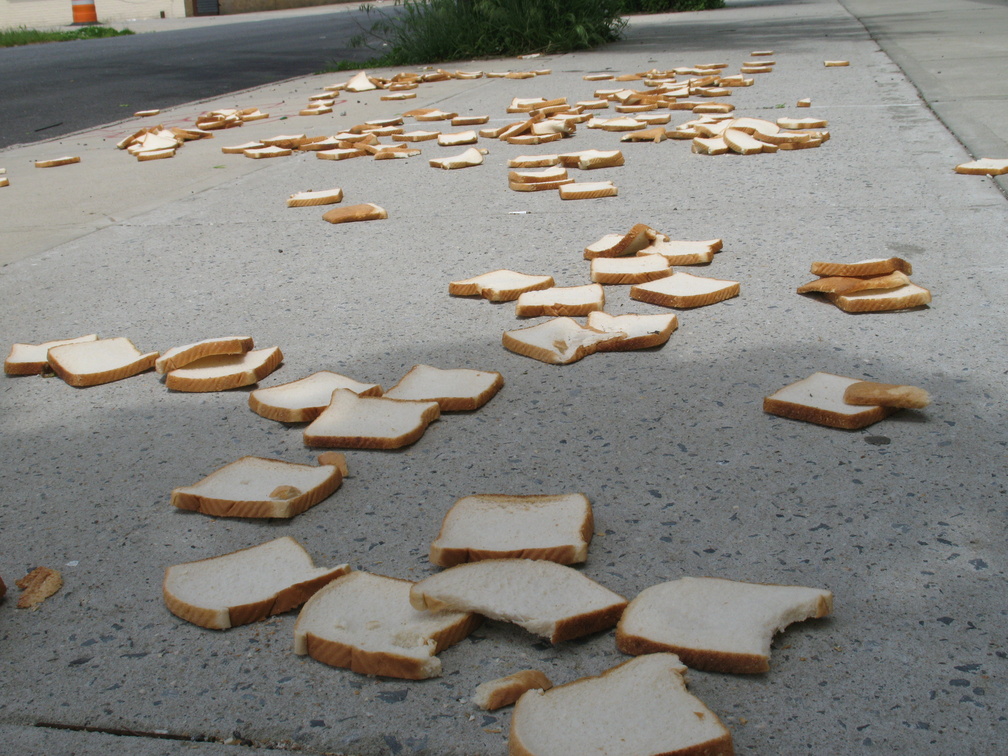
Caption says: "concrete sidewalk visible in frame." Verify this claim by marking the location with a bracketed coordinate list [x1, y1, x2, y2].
[1, 1, 1005, 754]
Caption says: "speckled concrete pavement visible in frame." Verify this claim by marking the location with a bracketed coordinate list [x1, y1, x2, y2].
[1, 1, 1005, 754]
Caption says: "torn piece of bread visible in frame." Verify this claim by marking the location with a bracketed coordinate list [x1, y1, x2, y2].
[5, 334, 98, 375]
[449, 270, 555, 302]
[429, 147, 484, 170]
[16, 567, 62, 609]
[559, 181, 617, 199]
[383, 364, 503, 411]
[843, 381, 931, 409]
[954, 158, 1008, 176]
[630, 271, 740, 309]
[516, 284, 605, 317]
[558, 149, 624, 170]
[475, 670, 552, 711]
[616, 577, 833, 673]
[503, 317, 625, 365]
[638, 238, 722, 265]
[322, 203, 387, 224]
[303, 389, 440, 449]
[294, 571, 480, 680]
[164, 346, 282, 392]
[763, 371, 893, 429]
[509, 654, 732, 756]
[584, 224, 663, 259]
[35, 156, 80, 168]
[796, 271, 911, 296]
[586, 311, 678, 351]
[828, 283, 931, 313]
[430, 493, 594, 567]
[410, 559, 627, 643]
[163, 537, 350, 630]
[171, 456, 343, 518]
[437, 130, 478, 146]
[287, 188, 344, 207]
[47, 337, 158, 387]
[590, 255, 672, 285]
[249, 371, 383, 423]
[155, 336, 254, 374]
[810, 257, 912, 277]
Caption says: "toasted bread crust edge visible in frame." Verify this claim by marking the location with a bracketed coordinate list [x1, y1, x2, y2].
[762, 396, 892, 430]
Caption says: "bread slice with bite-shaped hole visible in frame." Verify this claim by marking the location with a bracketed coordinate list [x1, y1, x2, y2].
[509, 654, 733, 756]
[515, 284, 604, 317]
[163, 537, 350, 630]
[475, 670, 552, 711]
[590, 255, 672, 285]
[586, 311, 678, 351]
[5, 334, 98, 375]
[616, 577, 833, 673]
[383, 364, 503, 411]
[171, 455, 343, 518]
[164, 346, 282, 392]
[450, 269, 555, 302]
[155, 336, 254, 374]
[637, 238, 722, 265]
[294, 570, 480, 680]
[249, 371, 383, 423]
[503, 317, 626, 365]
[828, 282, 931, 313]
[843, 381, 930, 409]
[303, 389, 440, 449]
[409, 558, 627, 643]
[430, 493, 593, 567]
[47, 337, 158, 387]
[763, 371, 893, 429]
[630, 271, 739, 309]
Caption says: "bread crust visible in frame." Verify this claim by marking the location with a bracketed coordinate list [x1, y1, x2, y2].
[763, 395, 892, 430]
[475, 670, 553, 711]
[46, 338, 158, 387]
[303, 392, 441, 449]
[164, 346, 282, 392]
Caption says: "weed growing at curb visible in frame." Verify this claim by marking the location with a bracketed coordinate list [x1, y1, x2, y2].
[0, 25, 133, 47]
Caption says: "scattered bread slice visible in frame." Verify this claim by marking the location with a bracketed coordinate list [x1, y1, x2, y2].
[809, 257, 912, 277]
[584, 224, 663, 259]
[16, 567, 62, 609]
[509, 654, 732, 756]
[828, 283, 931, 313]
[449, 270, 555, 302]
[616, 577, 833, 673]
[954, 158, 1008, 175]
[503, 317, 625, 365]
[171, 456, 343, 518]
[475, 670, 552, 711]
[5, 334, 98, 375]
[383, 364, 503, 411]
[509, 154, 561, 168]
[410, 559, 627, 643]
[558, 149, 624, 169]
[47, 337, 158, 387]
[796, 270, 911, 296]
[303, 389, 440, 449]
[163, 537, 350, 630]
[843, 381, 931, 409]
[590, 255, 672, 285]
[155, 336, 254, 374]
[287, 188, 344, 207]
[638, 238, 722, 265]
[509, 165, 569, 185]
[243, 146, 291, 159]
[429, 147, 484, 170]
[824, 60, 850, 67]
[294, 570, 480, 680]
[763, 371, 893, 429]
[630, 271, 740, 309]
[437, 130, 478, 146]
[322, 203, 387, 224]
[164, 346, 282, 392]
[559, 181, 617, 199]
[430, 493, 593, 567]
[35, 156, 80, 168]
[516, 284, 605, 317]
[249, 371, 383, 423]
[586, 311, 678, 351]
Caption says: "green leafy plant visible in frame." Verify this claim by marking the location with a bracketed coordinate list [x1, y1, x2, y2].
[621, 0, 724, 13]
[0, 25, 133, 47]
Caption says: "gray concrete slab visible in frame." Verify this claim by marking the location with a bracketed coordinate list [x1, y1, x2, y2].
[1, 1, 1005, 754]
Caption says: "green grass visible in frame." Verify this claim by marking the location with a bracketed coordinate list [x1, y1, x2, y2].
[0, 25, 133, 47]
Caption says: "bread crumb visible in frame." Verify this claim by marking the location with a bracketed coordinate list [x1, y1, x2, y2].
[16, 566, 62, 609]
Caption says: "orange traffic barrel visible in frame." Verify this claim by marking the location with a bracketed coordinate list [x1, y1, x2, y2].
[71, 0, 98, 24]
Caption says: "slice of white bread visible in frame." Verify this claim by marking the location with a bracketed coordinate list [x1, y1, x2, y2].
[828, 283, 931, 313]
[429, 493, 594, 567]
[843, 381, 931, 409]
[796, 271, 911, 296]
[294, 570, 480, 679]
[590, 255, 672, 285]
[322, 203, 388, 224]
[449, 270, 555, 302]
[515, 284, 605, 317]
[954, 158, 1008, 176]
[163, 537, 350, 630]
[429, 147, 485, 170]
[586, 311, 678, 351]
[630, 271, 740, 309]
[475, 670, 552, 711]
[809, 257, 912, 277]
[46, 337, 158, 387]
[303, 389, 440, 449]
[5, 334, 98, 375]
[616, 577, 833, 673]
[171, 456, 343, 518]
[287, 188, 344, 207]
[763, 371, 893, 429]
[559, 181, 617, 200]
[502, 317, 626, 365]
[508, 154, 561, 168]
[409, 558, 628, 643]
[437, 130, 478, 146]
[584, 224, 666, 259]
[638, 238, 722, 265]
[383, 364, 503, 411]
[155, 336, 254, 374]
[164, 346, 282, 392]
[558, 149, 624, 169]
[249, 371, 383, 423]
[509, 654, 733, 756]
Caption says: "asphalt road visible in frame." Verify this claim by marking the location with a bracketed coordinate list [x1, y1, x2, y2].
[0, 8, 384, 149]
